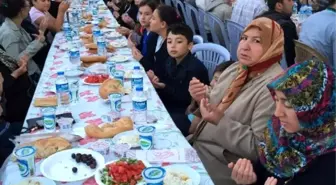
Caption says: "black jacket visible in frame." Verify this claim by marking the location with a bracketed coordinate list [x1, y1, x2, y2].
[157, 52, 209, 113]
[0, 61, 35, 123]
[254, 152, 336, 185]
[117, 1, 138, 29]
[259, 11, 298, 67]
[139, 34, 170, 79]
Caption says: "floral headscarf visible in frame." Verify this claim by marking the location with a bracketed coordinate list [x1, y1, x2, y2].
[259, 60, 336, 178]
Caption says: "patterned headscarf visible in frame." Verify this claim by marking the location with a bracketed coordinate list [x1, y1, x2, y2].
[259, 60, 336, 178]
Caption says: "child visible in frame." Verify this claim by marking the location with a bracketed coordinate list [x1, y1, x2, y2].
[127, 0, 159, 55]
[147, 23, 209, 136]
[188, 60, 235, 134]
[132, 5, 182, 77]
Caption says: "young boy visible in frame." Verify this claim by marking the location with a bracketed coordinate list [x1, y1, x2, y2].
[147, 23, 209, 136]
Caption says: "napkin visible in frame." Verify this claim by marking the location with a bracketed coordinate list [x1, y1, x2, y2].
[126, 148, 201, 163]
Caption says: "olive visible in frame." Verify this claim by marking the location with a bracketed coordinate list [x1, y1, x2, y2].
[90, 164, 96, 169]
[72, 167, 78, 173]
[71, 153, 76, 159]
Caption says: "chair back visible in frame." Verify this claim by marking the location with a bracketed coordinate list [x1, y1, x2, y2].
[193, 35, 204, 44]
[226, 20, 244, 61]
[174, 0, 187, 23]
[207, 13, 230, 48]
[294, 40, 328, 63]
[197, 8, 209, 43]
[164, 0, 172, 6]
[184, 2, 199, 35]
[192, 43, 231, 78]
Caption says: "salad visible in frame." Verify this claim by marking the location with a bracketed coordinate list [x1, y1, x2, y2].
[84, 74, 109, 84]
[100, 158, 146, 185]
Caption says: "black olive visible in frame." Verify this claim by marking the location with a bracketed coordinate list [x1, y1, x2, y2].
[90, 164, 96, 169]
[72, 167, 78, 173]
[71, 153, 76, 159]
[75, 157, 81, 163]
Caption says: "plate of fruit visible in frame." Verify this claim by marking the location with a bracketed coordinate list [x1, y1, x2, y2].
[40, 148, 105, 182]
[95, 158, 150, 185]
[82, 74, 109, 85]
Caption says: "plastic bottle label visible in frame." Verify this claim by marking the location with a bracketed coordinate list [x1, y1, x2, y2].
[131, 77, 143, 89]
[133, 101, 147, 111]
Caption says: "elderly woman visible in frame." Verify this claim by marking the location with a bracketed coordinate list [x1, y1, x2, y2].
[0, 0, 46, 83]
[188, 17, 284, 184]
[229, 59, 335, 185]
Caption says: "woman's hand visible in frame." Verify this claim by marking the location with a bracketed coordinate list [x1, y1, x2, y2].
[146, 70, 155, 81]
[199, 98, 224, 124]
[122, 14, 135, 25]
[117, 26, 131, 36]
[228, 158, 257, 185]
[12, 55, 28, 78]
[113, 11, 120, 19]
[58, 1, 70, 13]
[189, 77, 206, 103]
[33, 30, 45, 43]
[132, 47, 143, 61]
[265, 177, 278, 185]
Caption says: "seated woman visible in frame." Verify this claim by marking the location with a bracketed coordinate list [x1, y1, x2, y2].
[0, 0, 46, 84]
[188, 17, 284, 184]
[229, 59, 335, 185]
[29, 0, 69, 34]
[132, 5, 182, 78]
[0, 46, 35, 128]
[188, 60, 235, 134]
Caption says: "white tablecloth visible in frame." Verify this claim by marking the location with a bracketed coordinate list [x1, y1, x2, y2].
[0, 3, 214, 185]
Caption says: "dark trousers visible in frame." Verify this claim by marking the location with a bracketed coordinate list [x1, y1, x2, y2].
[0, 123, 18, 167]
[169, 111, 191, 137]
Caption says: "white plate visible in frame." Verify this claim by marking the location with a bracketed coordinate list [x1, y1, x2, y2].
[82, 77, 103, 86]
[11, 177, 56, 185]
[109, 55, 129, 63]
[65, 69, 84, 77]
[110, 41, 127, 48]
[106, 23, 120, 29]
[164, 165, 201, 185]
[106, 32, 122, 39]
[59, 43, 71, 51]
[95, 159, 151, 185]
[40, 148, 105, 182]
[112, 130, 140, 148]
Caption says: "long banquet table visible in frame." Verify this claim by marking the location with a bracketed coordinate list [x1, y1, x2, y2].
[0, 1, 214, 185]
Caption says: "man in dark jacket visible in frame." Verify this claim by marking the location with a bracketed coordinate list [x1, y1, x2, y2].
[259, 0, 298, 66]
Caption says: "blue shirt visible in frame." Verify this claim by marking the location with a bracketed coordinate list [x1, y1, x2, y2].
[299, 9, 336, 68]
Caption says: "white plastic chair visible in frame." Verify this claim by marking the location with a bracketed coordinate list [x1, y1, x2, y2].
[226, 20, 244, 61]
[193, 35, 203, 44]
[192, 43, 231, 78]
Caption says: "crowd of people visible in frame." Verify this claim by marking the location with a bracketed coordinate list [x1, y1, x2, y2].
[0, 0, 335, 184]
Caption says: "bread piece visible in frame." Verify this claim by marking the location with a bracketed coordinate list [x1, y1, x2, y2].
[85, 117, 133, 138]
[32, 137, 71, 158]
[33, 96, 57, 107]
[99, 78, 125, 99]
[81, 24, 93, 34]
[80, 55, 107, 63]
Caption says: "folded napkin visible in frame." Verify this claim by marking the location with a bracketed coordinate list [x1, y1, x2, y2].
[126, 148, 201, 163]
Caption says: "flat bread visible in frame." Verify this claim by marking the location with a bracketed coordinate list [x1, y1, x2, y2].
[32, 137, 71, 158]
[99, 78, 125, 99]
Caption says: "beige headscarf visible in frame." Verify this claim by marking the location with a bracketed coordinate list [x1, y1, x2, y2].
[191, 17, 284, 141]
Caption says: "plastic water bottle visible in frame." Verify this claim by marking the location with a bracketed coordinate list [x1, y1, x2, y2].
[299, 5, 307, 23]
[131, 66, 143, 92]
[69, 46, 80, 67]
[92, 4, 98, 17]
[63, 22, 72, 41]
[306, 5, 313, 17]
[56, 71, 70, 107]
[132, 87, 147, 124]
[71, 8, 80, 26]
[293, 1, 298, 14]
[97, 35, 106, 56]
[92, 25, 100, 44]
[88, 0, 94, 10]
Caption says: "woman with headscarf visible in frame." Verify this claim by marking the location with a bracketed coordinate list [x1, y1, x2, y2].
[229, 59, 335, 185]
[187, 17, 284, 184]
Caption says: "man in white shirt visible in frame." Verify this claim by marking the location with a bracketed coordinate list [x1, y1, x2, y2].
[231, 0, 268, 27]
